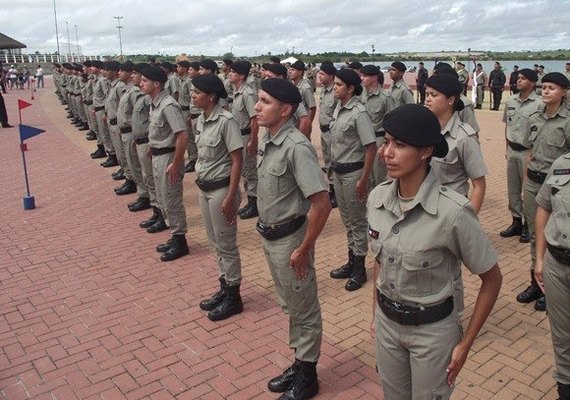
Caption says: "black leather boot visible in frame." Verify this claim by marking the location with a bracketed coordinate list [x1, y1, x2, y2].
[500, 217, 523, 237]
[268, 359, 301, 393]
[160, 234, 189, 262]
[208, 284, 243, 321]
[345, 255, 367, 291]
[112, 168, 125, 180]
[100, 153, 119, 168]
[85, 131, 97, 141]
[278, 360, 318, 400]
[200, 276, 228, 311]
[330, 249, 354, 279]
[115, 180, 137, 196]
[534, 294, 546, 312]
[128, 196, 151, 212]
[329, 184, 337, 209]
[156, 236, 174, 253]
[238, 196, 259, 219]
[516, 271, 542, 303]
[90, 144, 106, 159]
[557, 381, 570, 400]
[184, 160, 196, 173]
[78, 122, 89, 131]
[140, 207, 161, 228]
[146, 216, 169, 234]
[519, 222, 530, 243]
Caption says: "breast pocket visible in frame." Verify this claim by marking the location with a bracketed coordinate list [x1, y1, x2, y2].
[198, 133, 222, 162]
[399, 251, 446, 296]
[544, 129, 567, 160]
[433, 149, 462, 182]
[264, 161, 293, 197]
[548, 175, 570, 215]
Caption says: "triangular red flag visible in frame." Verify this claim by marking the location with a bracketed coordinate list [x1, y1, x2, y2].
[18, 99, 32, 110]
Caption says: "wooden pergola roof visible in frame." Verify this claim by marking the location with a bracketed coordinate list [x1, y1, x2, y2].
[0, 33, 27, 50]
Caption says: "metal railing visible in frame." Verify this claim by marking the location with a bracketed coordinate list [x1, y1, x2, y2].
[1, 53, 102, 65]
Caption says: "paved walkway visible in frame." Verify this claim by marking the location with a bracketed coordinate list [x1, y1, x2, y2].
[0, 80, 557, 399]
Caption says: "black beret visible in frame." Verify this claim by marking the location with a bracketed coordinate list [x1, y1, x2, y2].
[222, 59, 233, 66]
[199, 59, 218, 73]
[105, 61, 121, 71]
[62, 63, 73, 69]
[141, 66, 167, 84]
[426, 74, 462, 96]
[335, 68, 363, 96]
[433, 62, 452, 71]
[514, 65, 519, 69]
[260, 78, 302, 105]
[383, 104, 447, 158]
[348, 61, 363, 70]
[261, 63, 271, 70]
[433, 64, 459, 79]
[518, 68, 538, 82]
[189, 61, 200, 70]
[134, 63, 150, 73]
[391, 61, 407, 72]
[177, 60, 190, 69]
[120, 61, 135, 72]
[83, 60, 93, 67]
[91, 60, 104, 69]
[159, 61, 171, 69]
[319, 62, 337, 76]
[361, 65, 380, 76]
[290, 60, 306, 71]
[269, 56, 281, 64]
[539, 65, 545, 69]
[542, 72, 570, 89]
[265, 63, 288, 78]
[231, 61, 250, 76]
[192, 74, 228, 99]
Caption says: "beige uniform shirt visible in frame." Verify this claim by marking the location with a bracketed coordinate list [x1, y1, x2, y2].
[132, 94, 150, 138]
[257, 119, 328, 225]
[82, 75, 95, 102]
[360, 85, 395, 134]
[431, 113, 488, 196]
[296, 78, 316, 112]
[178, 75, 192, 108]
[536, 153, 570, 249]
[165, 74, 180, 98]
[93, 76, 109, 107]
[368, 170, 497, 307]
[231, 84, 257, 130]
[318, 83, 337, 127]
[104, 79, 126, 120]
[459, 94, 480, 133]
[195, 103, 243, 182]
[330, 96, 376, 164]
[117, 83, 138, 128]
[527, 104, 570, 174]
[148, 90, 186, 148]
[389, 79, 414, 107]
[502, 91, 542, 147]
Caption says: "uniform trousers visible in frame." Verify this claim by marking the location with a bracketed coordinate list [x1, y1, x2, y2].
[491, 87, 503, 109]
[476, 86, 485, 107]
[85, 104, 100, 144]
[0, 92, 8, 126]
[375, 303, 461, 400]
[333, 169, 369, 257]
[77, 97, 88, 123]
[109, 124, 130, 178]
[198, 186, 241, 285]
[371, 137, 388, 188]
[152, 152, 187, 235]
[523, 178, 542, 269]
[95, 109, 114, 154]
[135, 142, 156, 207]
[241, 133, 258, 197]
[122, 132, 147, 198]
[320, 129, 332, 181]
[506, 147, 528, 220]
[262, 223, 322, 362]
[182, 110, 198, 162]
[544, 250, 570, 385]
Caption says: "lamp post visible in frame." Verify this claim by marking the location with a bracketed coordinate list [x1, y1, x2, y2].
[65, 20, 71, 60]
[53, 0, 61, 60]
[114, 16, 124, 58]
[75, 24, 80, 58]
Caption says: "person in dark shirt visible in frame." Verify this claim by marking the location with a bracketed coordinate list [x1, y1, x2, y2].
[416, 62, 428, 104]
[509, 65, 520, 94]
[488, 62, 507, 110]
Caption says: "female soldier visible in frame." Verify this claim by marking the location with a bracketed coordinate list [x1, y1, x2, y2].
[425, 73, 488, 213]
[369, 104, 502, 399]
[329, 69, 377, 291]
[191, 74, 245, 321]
[519, 72, 570, 312]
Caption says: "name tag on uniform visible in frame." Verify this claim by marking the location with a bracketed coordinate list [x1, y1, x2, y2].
[553, 169, 570, 175]
[368, 226, 379, 239]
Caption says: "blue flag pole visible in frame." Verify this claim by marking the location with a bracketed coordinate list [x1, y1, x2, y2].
[18, 124, 45, 210]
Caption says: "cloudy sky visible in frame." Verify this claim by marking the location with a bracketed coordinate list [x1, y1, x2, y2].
[1, 0, 569, 57]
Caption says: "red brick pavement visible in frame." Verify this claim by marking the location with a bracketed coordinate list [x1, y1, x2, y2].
[0, 79, 558, 399]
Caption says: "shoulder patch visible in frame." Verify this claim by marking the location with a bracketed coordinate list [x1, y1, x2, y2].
[439, 185, 470, 206]
[289, 128, 309, 144]
[459, 121, 477, 137]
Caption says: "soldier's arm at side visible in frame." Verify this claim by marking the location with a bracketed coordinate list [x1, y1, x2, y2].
[166, 130, 188, 185]
[534, 206, 550, 289]
[297, 115, 312, 139]
[371, 260, 380, 337]
[470, 176, 486, 214]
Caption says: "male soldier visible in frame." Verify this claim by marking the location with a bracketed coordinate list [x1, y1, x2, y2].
[348, 61, 363, 77]
[161, 62, 180, 101]
[488, 61, 506, 110]
[264, 63, 312, 137]
[105, 61, 135, 194]
[416, 61, 428, 104]
[228, 61, 259, 220]
[82, 61, 99, 142]
[536, 65, 546, 95]
[184, 61, 202, 173]
[473, 63, 487, 109]
[457, 62, 469, 96]
[176, 60, 198, 174]
[360, 64, 395, 188]
[388, 61, 414, 107]
[200, 59, 230, 108]
[117, 61, 151, 211]
[288, 60, 317, 136]
[500, 68, 541, 243]
[140, 66, 190, 261]
[255, 78, 331, 400]
[509, 65, 520, 94]
[565, 62, 570, 79]
[92, 60, 117, 167]
[317, 62, 338, 207]
[220, 59, 235, 106]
